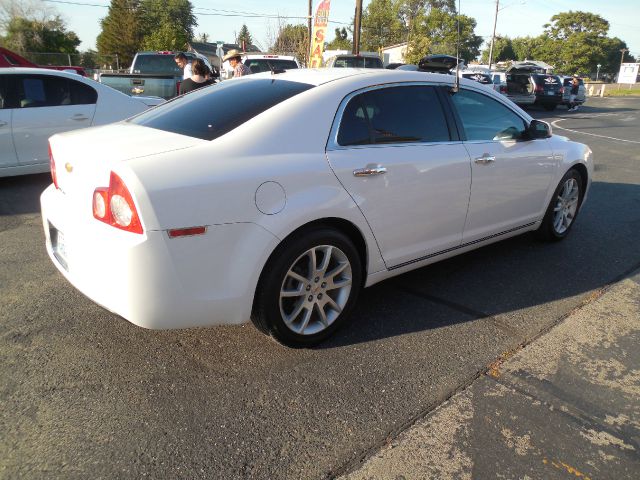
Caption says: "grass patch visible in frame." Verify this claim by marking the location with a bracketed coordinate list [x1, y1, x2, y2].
[603, 86, 640, 96]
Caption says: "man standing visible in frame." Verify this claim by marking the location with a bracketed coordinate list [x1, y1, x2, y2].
[568, 76, 580, 111]
[174, 52, 192, 80]
[222, 49, 251, 78]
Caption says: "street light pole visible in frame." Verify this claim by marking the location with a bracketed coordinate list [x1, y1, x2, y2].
[488, 0, 499, 69]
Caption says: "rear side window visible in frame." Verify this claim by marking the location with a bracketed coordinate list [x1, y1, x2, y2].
[338, 85, 450, 146]
[333, 57, 383, 68]
[451, 89, 527, 141]
[16, 75, 97, 108]
[245, 59, 298, 73]
[129, 79, 314, 140]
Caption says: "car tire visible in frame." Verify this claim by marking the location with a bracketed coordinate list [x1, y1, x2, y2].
[251, 227, 362, 347]
[543, 104, 557, 111]
[535, 169, 584, 241]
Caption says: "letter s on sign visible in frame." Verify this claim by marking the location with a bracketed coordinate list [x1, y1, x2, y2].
[315, 29, 325, 42]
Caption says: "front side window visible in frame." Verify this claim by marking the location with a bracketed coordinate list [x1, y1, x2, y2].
[337, 85, 451, 146]
[130, 78, 314, 140]
[451, 89, 527, 141]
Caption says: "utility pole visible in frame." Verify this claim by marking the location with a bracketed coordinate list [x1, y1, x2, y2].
[308, 0, 313, 66]
[620, 48, 629, 66]
[488, 0, 499, 69]
[353, 0, 363, 55]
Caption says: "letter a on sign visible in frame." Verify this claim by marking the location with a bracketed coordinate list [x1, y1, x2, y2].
[309, 0, 331, 68]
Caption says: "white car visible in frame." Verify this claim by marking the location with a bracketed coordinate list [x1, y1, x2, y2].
[0, 68, 164, 177]
[41, 69, 593, 347]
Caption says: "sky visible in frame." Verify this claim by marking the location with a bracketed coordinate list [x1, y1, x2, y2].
[44, 0, 640, 60]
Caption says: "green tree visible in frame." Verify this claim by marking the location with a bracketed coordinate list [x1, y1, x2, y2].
[511, 36, 543, 61]
[326, 27, 352, 50]
[236, 24, 252, 49]
[271, 23, 308, 66]
[480, 36, 515, 63]
[360, 0, 405, 51]
[544, 10, 609, 40]
[139, 0, 196, 51]
[2, 16, 80, 53]
[405, 8, 482, 63]
[96, 0, 141, 67]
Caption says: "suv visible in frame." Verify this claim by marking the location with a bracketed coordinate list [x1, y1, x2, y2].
[325, 54, 383, 69]
[560, 76, 586, 109]
[221, 53, 300, 80]
[504, 63, 563, 110]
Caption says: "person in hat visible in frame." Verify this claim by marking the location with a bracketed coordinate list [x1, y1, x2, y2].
[568, 76, 580, 112]
[223, 49, 251, 78]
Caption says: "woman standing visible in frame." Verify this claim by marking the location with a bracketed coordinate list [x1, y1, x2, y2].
[179, 59, 212, 95]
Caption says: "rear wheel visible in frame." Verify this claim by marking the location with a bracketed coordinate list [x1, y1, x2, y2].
[535, 169, 584, 241]
[252, 228, 362, 347]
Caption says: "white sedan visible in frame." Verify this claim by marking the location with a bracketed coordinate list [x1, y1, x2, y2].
[0, 67, 163, 177]
[41, 69, 593, 347]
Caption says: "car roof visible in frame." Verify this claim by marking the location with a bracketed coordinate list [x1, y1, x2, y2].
[246, 67, 471, 89]
[0, 67, 88, 78]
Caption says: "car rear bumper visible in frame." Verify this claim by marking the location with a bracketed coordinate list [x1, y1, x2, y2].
[41, 184, 279, 330]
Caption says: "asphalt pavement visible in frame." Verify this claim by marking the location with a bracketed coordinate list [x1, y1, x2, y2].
[1, 96, 639, 479]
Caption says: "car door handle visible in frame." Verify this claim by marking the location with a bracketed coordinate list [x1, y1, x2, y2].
[353, 165, 387, 177]
[474, 155, 496, 165]
[0, 120, 7, 127]
[70, 114, 89, 121]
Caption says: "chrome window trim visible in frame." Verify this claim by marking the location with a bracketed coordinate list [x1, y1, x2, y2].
[326, 81, 458, 152]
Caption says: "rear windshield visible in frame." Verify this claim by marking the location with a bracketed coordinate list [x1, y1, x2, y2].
[244, 59, 298, 74]
[563, 78, 584, 86]
[129, 79, 314, 140]
[333, 57, 383, 68]
[532, 74, 561, 87]
[462, 73, 492, 84]
[132, 54, 188, 75]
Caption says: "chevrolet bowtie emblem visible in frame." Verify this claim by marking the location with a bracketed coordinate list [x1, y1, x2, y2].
[65, 162, 73, 173]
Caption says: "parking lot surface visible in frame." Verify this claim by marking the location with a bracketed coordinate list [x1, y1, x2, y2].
[1, 97, 639, 479]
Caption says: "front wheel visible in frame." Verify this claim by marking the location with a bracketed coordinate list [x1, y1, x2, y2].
[252, 228, 362, 347]
[535, 169, 584, 241]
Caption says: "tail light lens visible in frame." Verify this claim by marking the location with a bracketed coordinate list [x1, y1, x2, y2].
[176, 81, 181, 95]
[500, 85, 507, 93]
[49, 143, 59, 189]
[560, 87, 565, 94]
[534, 85, 544, 93]
[92, 172, 143, 234]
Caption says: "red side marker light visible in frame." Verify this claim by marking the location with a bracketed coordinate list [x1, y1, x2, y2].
[49, 143, 59, 189]
[168, 226, 207, 238]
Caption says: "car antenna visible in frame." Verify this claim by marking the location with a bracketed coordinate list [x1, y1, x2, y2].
[267, 61, 286, 75]
[451, 0, 462, 94]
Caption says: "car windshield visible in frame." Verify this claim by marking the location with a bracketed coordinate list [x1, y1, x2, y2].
[244, 59, 298, 74]
[129, 78, 314, 140]
[333, 57, 382, 68]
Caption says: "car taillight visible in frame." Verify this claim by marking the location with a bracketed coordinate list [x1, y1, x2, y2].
[559, 87, 565, 94]
[176, 81, 181, 95]
[92, 172, 143, 234]
[500, 85, 507, 93]
[535, 85, 544, 93]
[49, 143, 59, 189]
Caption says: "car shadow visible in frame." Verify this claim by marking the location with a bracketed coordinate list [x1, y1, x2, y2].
[0, 173, 50, 216]
[320, 180, 640, 349]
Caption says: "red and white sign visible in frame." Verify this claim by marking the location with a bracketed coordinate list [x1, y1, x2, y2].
[309, 0, 331, 68]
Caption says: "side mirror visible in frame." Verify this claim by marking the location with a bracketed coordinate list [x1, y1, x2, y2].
[527, 119, 552, 139]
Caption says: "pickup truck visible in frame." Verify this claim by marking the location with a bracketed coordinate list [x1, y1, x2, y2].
[99, 51, 213, 99]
